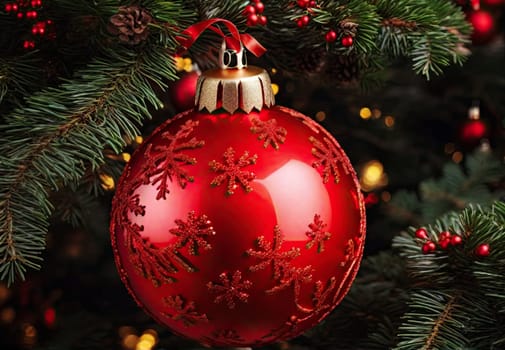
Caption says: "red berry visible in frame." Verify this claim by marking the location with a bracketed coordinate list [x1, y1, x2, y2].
[23, 40, 34, 49]
[254, 2, 265, 13]
[32, 11, 37, 18]
[38, 27, 45, 34]
[244, 4, 256, 15]
[309, 0, 316, 6]
[439, 238, 451, 250]
[5, 3, 12, 12]
[258, 15, 267, 26]
[475, 243, 490, 257]
[17, 11, 23, 18]
[439, 230, 452, 240]
[297, 0, 310, 8]
[247, 13, 258, 26]
[451, 235, 463, 246]
[422, 241, 436, 254]
[341, 35, 353, 47]
[415, 227, 429, 240]
[12, 3, 18, 11]
[301, 15, 310, 26]
[325, 30, 337, 43]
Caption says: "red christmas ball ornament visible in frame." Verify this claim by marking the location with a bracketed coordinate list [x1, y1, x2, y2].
[460, 107, 488, 145]
[475, 243, 490, 257]
[467, 10, 496, 45]
[244, 4, 256, 15]
[258, 15, 268, 26]
[254, 1, 265, 13]
[169, 71, 200, 112]
[111, 37, 365, 347]
[247, 13, 259, 26]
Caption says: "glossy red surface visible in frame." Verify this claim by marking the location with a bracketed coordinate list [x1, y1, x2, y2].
[110, 106, 366, 347]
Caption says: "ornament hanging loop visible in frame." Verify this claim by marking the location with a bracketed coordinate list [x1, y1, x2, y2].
[219, 40, 247, 70]
[176, 18, 266, 58]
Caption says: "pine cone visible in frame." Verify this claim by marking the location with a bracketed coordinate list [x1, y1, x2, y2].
[326, 54, 360, 83]
[108, 6, 153, 45]
[296, 47, 327, 74]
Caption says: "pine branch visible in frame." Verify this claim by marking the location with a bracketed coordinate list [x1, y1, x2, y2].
[390, 202, 505, 349]
[388, 150, 505, 225]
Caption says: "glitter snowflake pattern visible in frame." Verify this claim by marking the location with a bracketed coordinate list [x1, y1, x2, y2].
[247, 225, 313, 303]
[305, 214, 332, 253]
[162, 295, 208, 327]
[250, 117, 287, 150]
[207, 271, 253, 309]
[209, 147, 258, 195]
[340, 236, 362, 267]
[247, 225, 300, 280]
[169, 211, 216, 255]
[122, 209, 215, 286]
[143, 120, 204, 200]
[262, 277, 337, 340]
[309, 136, 350, 184]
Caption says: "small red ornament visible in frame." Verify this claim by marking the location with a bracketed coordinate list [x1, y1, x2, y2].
[5, 3, 13, 12]
[450, 235, 463, 246]
[17, 11, 23, 18]
[325, 30, 337, 43]
[471, 0, 481, 10]
[475, 243, 490, 257]
[111, 26, 365, 347]
[341, 35, 353, 47]
[467, 10, 496, 45]
[309, 0, 316, 6]
[415, 227, 429, 240]
[12, 3, 18, 11]
[258, 15, 267, 26]
[460, 107, 488, 145]
[422, 241, 436, 254]
[169, 71, 200, 112]
[23, 40, 35, 49]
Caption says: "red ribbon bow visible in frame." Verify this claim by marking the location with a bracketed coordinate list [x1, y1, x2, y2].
[177, 18, 266, 57]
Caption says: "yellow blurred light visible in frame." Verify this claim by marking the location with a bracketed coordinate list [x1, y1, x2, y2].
[122, 153, 131, 162]
[381, 191, 391, 202]
[384, 116, 395, 128]
[100, 174, 115, 191]
[315, 111, 326, 122]
[372, 108, 382, 119]
[139, 333, 156, 346]
[359, 107, 372, 120]
[0, 307, 15, 324]
[271, 68, 277, 74]
[142, 329, 158, 342]
[271, 83, 279, 96]
[136, 339, 153, 350]
[361, 160, 388, 191]
[135, 135, 143, 144]
[444, 143, 455, 154]
[452, 151, 463, 163]
[123, 334, 139, 350]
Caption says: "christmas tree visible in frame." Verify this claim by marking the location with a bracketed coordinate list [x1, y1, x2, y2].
[1, 0, 504, 349]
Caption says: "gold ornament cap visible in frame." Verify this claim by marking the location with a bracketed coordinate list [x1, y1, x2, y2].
[195, 41, 275, 114]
